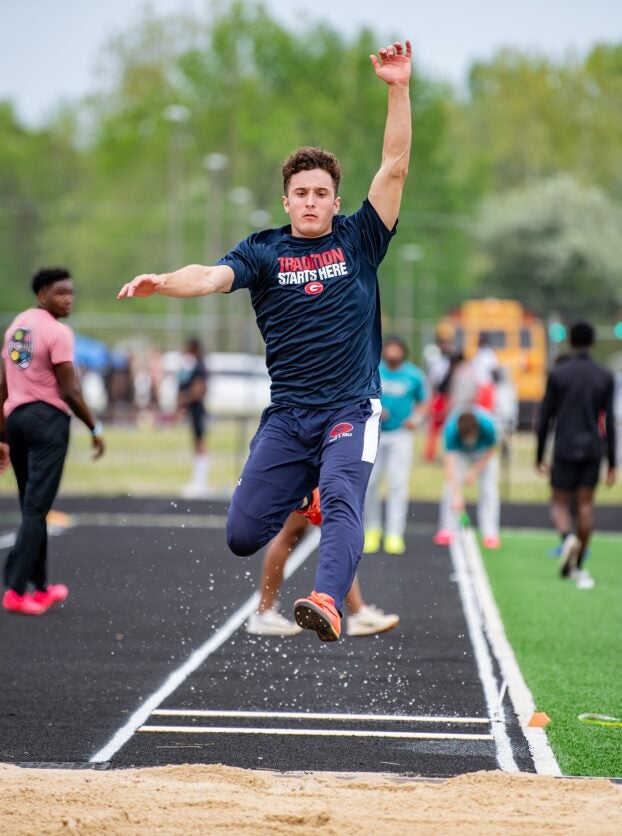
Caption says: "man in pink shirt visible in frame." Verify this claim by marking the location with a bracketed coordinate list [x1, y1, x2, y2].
[0, 268, 105, 615]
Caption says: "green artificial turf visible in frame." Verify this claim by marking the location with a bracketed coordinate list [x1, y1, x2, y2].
[481, 530, 622, 777]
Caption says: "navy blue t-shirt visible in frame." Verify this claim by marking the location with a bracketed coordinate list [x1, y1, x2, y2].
[218, 199, 396, 408]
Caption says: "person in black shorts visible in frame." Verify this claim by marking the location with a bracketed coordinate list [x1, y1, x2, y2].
[118, 39, 413, 642]
[536, 321, 617, 585]
[177, 337, 209, 497]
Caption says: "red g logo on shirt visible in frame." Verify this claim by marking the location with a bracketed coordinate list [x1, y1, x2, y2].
[8, 328, 33, 370]
[304, 282, 324, 296]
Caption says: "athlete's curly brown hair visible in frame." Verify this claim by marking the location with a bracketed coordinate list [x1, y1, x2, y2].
[282, 147, 342, 195]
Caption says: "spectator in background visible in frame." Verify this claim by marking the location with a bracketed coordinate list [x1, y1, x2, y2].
[493, 366, 518, 438]
[131, 348, 161, 427]
[492, 365, 518, 494]
[177, 337, 210, 498]
[0, 268, 105, 615]
[434, 406, 500, 549]
[424, 326, 455, 462]
[446, 350, 477, 412]
[104, 354, 134, 423]
[536, 321, 616, 588]
[363, 336, 427, 555]
[471, 334, 500, 412]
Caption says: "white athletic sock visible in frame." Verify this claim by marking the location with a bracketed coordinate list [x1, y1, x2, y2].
[192, 453, 210, 488]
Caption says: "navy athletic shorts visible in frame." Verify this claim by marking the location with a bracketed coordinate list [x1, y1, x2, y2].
[226, 399, 381, 609]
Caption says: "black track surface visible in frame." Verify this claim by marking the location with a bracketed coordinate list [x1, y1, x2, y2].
[3, 495, 611, 776]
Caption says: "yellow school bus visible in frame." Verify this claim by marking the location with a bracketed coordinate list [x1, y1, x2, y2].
[437, 298, 547, 426]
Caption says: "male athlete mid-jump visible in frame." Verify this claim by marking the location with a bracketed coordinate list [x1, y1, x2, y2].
[118, 40, 412, 642]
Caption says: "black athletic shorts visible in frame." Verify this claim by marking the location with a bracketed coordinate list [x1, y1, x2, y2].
[550, 458, 601, 491]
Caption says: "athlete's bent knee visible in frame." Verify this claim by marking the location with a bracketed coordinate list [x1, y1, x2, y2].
[226, 528, 258, 557]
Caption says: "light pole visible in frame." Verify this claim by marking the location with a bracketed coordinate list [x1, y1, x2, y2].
[163, 103, 190, 347]
[227, 186, 255, 352]
[202, 153, 229, 263]
[398, 243, 425, 352]
[202, 153, 229, 350]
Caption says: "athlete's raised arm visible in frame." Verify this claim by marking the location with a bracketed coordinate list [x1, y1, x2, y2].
[117, 263, 234, 300]
[367, 40, 412, 231]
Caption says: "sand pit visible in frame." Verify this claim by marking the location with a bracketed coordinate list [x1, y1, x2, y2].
[1, 763, 621, 835]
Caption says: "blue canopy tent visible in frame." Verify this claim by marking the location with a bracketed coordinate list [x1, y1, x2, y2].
[74, 333, 111, 371]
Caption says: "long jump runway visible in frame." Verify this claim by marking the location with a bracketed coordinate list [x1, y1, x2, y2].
[0, 498, 535, 777]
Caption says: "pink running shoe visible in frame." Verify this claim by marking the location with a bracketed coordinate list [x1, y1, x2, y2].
[433, 529, 454, 546]
[32, 584, 69, 608]
[482, 535, 501, 550]
[2, 589, 46, 616]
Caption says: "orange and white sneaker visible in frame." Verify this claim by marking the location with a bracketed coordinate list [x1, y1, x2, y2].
[294, 591, 341, 642]
[295, 488, 322, 526]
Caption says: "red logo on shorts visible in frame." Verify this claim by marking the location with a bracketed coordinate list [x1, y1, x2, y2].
[330, 422, 354, 438]
[304, 282, 324, 296]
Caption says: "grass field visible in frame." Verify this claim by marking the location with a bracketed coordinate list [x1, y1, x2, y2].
[481, 530, 622, 777]
[1, 420, 621, 505]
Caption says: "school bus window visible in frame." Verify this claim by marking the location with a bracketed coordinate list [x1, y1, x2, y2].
[479, 330, 506, 349]
[520, 327, 533, 348]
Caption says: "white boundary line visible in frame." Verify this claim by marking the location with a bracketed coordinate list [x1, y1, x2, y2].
[449, 534, 519, 772]
[74, 512, 228, 529]
[0, 532, 17, 549]
[152, 709, 490, 724]
[461, 527, 562, 776]
[138, 725, 493, 741]
[89, 527, 321, 764]
[0, 521, 71, 550]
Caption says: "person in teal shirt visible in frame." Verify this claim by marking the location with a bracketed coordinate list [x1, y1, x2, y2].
[364, 336, 427, 554]
[434, 406, 501, 549]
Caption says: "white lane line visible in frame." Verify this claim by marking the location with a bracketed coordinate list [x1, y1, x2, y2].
[138, 725, 494, 741]
[0, 522, 72, 550]
[152, 709, 490, 724]
[461, 527, 562, 776]
[449, 532, 519, 773]
[72, 512, 228, 529]
[89, 526, 321, 764]
[0, 532, 16, 549]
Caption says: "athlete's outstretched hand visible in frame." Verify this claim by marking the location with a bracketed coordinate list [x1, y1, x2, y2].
[369, 40, 412, 85]
[117, 273, 164, 300]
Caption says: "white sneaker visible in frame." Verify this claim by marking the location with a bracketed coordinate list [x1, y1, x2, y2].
[570, 568, 595, 590]
[559, 533, 581, 577]
[346, 604, 400, 637]
[246, 608, 302, 636]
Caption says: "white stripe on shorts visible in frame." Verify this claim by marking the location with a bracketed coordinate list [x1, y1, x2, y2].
[361, 398, 382, 463]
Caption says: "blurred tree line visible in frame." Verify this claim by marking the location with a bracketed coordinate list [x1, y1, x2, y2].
[1, 1, 621, 333]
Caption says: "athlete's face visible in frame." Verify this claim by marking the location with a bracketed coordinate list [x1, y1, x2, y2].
[38, 279, 74, 319]
[282, 169, 340, 238]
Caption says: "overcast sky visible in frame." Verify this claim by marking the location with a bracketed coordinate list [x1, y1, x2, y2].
[1, 0, 620, 126]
